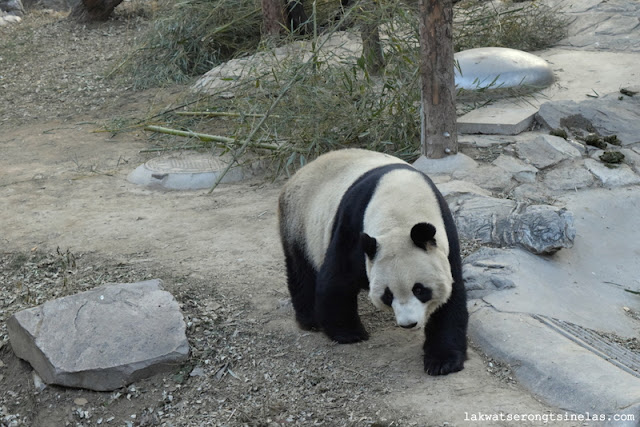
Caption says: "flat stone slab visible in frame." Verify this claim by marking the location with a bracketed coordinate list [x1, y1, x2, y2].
[7, 280, 189, 391]
[457, 105, 538, 135]
[542, 160, 596, 191]
[128, 153, 251, 190]
[584, 159, 640, 187]
[451, 164, 515, 193]
[515, 134, 581, 169]
[492, 154, 538, 183]
[537, 93, 640, 145]
[437, 180, 491, 198]
[454, 47, 554, 92]
[555, 0, 640, 52]
[412, 153, 478, 176]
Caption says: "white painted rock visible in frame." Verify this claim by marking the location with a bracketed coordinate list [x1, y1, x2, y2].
[7, 280, 189, 391]
[454, 47, 554, 92]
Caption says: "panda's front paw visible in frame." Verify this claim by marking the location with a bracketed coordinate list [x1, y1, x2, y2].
[328, 327, 369, 344]
[424, 350, 466, 376]
[295, 314, 319, 331]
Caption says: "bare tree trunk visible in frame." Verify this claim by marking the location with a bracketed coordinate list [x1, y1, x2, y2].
[262, 0, 284, 37]
[70, 0, 123, 21]
[418, 0, 457, 158]
[359, 0, 385, 75]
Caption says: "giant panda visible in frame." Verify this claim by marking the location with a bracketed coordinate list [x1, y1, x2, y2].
[278, 148, 468, 376]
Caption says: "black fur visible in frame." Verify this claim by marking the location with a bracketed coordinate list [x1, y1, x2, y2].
[420, 171, 468, 376]
[411, 222, 437, 250]
[280, 163, 468, 375]
[360, 233, 378, 259]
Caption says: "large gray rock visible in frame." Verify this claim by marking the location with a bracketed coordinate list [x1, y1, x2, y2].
[515, 135, 582, 169]
[448, 194, 575, 254]
[536, 93, 640, 145]
[462, 248, 516, 299]
[7, 280, 189, 391]
[0, 0, 24, 15]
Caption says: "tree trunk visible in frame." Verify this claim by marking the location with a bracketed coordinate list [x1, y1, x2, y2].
[359, 0, 385, 75]
[418, 0, 457, 158]
[262, 0, 284, 37]
[70, 0, 123, 21]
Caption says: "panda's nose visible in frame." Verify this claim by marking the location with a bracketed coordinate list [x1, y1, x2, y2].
[399, 322, 418, 329]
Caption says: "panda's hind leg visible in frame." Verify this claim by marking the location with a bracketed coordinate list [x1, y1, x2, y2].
[284, 243, 319, 331]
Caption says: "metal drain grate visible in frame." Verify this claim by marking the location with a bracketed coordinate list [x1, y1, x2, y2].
[145, 156, 228, 174]
[534, 315, 640, 378]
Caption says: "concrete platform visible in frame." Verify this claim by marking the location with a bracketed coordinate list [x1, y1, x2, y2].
[457, 105, 538, 135]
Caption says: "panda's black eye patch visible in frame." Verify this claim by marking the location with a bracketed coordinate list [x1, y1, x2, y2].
[412, 283, 432, 303]
[381, 287, 394, 307]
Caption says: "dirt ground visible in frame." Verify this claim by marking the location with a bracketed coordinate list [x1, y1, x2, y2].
[0, 8, 587, 427]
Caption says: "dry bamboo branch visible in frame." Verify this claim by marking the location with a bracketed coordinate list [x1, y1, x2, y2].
[144, 125, 235, 144]
[143, 125, 307, 153]
[175, 111, 282, 119]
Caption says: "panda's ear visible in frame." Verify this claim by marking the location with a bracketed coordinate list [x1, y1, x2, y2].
[411, 222, 437, 250]
[360, 232, 378, 259]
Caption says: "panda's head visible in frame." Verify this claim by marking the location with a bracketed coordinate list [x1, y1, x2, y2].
[361, 222, 453, 329]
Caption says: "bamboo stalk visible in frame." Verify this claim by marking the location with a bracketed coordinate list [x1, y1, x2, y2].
[139, 145, 208, 153]
[144, 125, 235, 144]
[143, 125, 307, 153]
[174, 111, 282, 119]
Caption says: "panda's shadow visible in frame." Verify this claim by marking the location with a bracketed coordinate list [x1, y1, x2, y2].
[276, 293, 429, 371]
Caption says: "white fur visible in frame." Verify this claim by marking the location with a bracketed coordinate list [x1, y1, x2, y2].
[280, 149, 404, 270]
